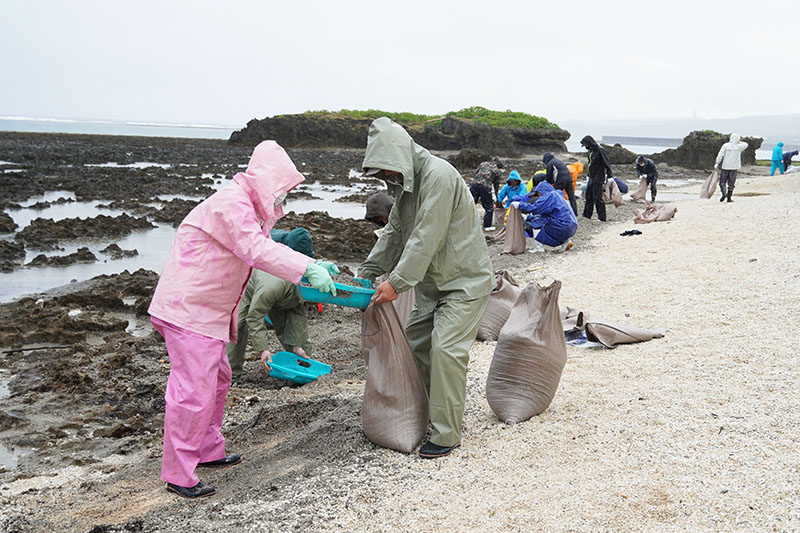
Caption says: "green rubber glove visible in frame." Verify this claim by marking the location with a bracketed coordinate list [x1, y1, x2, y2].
[315, 260, 340, 277]
[304, 262, 336, 296]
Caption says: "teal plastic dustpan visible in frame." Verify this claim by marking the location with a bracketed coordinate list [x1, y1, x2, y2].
[296, 276, 375, 309]
[268, 351, 331, 384]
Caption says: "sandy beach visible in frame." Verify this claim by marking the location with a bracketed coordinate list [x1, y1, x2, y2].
[0, 138, 797, 531]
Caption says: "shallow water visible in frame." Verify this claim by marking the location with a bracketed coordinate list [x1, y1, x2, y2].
[1, 181, 366, 303]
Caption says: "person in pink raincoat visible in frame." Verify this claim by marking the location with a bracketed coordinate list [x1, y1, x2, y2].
[148, 140, 338, 498]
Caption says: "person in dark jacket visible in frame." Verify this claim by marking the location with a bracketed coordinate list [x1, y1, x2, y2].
[510, 181, 578, 253]
[635, 155, 659, 202]
[470, 156, 504, 231]
[783, 150, 798, 172]
[580, 135, 614, 221]
[542, 152, 578, 216]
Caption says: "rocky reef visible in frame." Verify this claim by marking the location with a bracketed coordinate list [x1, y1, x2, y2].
[229, 115, 570, 156]
[653, 131, 763, 169]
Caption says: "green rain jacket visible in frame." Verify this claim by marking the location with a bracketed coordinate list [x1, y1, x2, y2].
[241, 269, 312, 355]
[359, 118, 493, 308]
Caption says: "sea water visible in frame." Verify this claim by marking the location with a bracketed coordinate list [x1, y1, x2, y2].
[0, 178, 365, 303]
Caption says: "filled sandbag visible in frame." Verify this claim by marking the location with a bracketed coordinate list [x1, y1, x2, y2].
[501, 206, 526, 255]
[577, 312, 665, 348]
[493, 204, 507, 227]
[486, 281, 567, 424]
[631, 177, 648, 202]
[633, 202, 677, 224]
[603, 178, 624, 207]
[477, 270, 521, 342]
[699, 169, 719, 199]
[361, 302, 428, 453]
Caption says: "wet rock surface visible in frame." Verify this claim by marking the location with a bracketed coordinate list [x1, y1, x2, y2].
[26, 246, 98, 267]
[0, 240, 25, 272]
[0, 212, 18, 233]
[273, 211, 378, 261]
[15, 213, 155, 249]
[100, 243, 139, 259]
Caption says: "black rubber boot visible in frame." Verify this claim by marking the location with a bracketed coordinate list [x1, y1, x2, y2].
[719, 183, 727, 202]
[726, 189, 733, 202]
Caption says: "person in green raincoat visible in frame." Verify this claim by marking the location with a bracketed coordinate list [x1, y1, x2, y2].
[359, 117, 494, 459]
[227, 228, 319, 383]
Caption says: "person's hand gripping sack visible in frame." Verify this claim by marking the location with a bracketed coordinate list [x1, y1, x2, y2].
[304, 262, 337, 296]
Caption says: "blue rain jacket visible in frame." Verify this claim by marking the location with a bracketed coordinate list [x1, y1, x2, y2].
[497, 170, 527, 208]
[513, 181, 578, 247]
[772, 142, 785, 162]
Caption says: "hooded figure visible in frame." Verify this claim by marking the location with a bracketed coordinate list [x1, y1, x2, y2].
[783, 149, 799, 172]
[636, 155, 659, 202]
[512, 181, 578, 252]
[771, 142, 785, 176]
[714, 133, 749, 202]
[470, 157, 504, 230]
[497, 170, 527, 208]
[542, 152, 578, 216]
[358, 117, 493, 458]
[579, 135, 614, 221]
[227, 230, 316, 383]
[148, 141, 337, 498]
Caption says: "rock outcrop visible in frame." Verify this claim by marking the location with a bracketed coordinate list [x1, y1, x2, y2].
[653, 131, 763, 169]
[229, 115, 570, 156]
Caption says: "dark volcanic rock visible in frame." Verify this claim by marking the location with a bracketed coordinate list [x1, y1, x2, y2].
[26, 247, 97, 267]
[447, 149, 494, 171]
[149, 198, 200, 227]
[0, 240, 25, 272]
[653, 130, 763, 169]
[602, 143, 638, 165]
[229, 115, 570, 156]
[0, 212, 18, 233]
[15, 213, 155, 249]
[100, 244, 138, 259]
[273, 211, 378, 262]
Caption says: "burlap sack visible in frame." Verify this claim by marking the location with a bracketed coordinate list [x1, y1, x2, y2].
[476, 270, 521, 342]
[699, 170, 719, 199]
[486, 281, 567, 424]
[361, 302, 428, 453]
[502, 206, 526, 255]
[493, 205, 507, 227]
[578, 312, 665, 348]
[560, 306, 582, 333]
[633, 202, 677, 224]
[631, 177, 648, 202]
[603, 178, 624, 207]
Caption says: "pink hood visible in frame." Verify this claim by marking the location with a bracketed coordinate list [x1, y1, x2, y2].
[148, 141, 313, 342]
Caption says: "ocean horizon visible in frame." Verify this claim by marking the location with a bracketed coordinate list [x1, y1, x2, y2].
[0, 116, 236, 139]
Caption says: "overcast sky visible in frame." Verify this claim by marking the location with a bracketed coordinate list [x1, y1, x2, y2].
[1, 0, 794, 128]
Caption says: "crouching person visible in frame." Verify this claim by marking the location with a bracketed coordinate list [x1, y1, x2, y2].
[148, 141, 337, 499]
[511, 181, 578, 253]
[228, 227, 324, 384]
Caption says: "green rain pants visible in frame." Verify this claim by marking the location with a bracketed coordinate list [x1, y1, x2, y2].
[405, 294, 489, 447]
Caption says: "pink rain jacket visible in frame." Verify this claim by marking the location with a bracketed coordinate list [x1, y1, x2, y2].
[148, 141, 314, 342]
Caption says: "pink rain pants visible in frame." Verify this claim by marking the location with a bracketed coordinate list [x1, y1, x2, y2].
[151, 316, 232, 487]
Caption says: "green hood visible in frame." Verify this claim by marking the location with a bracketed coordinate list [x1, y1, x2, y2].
[362, 116, 426, 196]
[358, 117, 493, 303]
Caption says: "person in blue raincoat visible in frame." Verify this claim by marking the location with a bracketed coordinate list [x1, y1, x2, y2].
[497, 170, 527, 208]
[771, 142, 785, 176]
[511, 181, 578, 253]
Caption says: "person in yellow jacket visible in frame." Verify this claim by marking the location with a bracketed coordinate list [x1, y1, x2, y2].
[359, 117, 494, 459]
